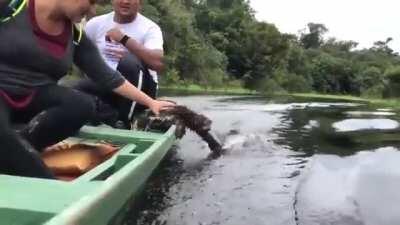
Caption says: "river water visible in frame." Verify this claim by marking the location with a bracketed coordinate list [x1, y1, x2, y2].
[126, 95, 400, 225]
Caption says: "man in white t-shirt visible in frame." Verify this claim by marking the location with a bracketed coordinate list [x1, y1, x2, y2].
[74, 0, 164, 129]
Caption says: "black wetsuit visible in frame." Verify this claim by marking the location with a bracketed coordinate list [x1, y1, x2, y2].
[0, 3, 125, 178]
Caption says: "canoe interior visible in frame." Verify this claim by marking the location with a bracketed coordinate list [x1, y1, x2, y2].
[0, 125, 176, 225]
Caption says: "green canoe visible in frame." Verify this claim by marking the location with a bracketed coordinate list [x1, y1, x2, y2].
[0, 125, 176, 225]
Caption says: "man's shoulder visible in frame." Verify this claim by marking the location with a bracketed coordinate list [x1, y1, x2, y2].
[136, 13, 161, 30]
[87, 12, 114, 26]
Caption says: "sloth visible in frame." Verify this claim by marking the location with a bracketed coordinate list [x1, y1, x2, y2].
[134, 105, 223, 155]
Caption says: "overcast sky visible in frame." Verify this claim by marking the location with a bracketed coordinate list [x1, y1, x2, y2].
[249, 0, 400, 52]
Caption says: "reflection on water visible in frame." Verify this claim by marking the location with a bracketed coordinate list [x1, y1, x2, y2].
[296, 147, 400, 225]
[333, 119, 399, 132]
[344, 111, 396, 116]
[126, 95, 400, 225]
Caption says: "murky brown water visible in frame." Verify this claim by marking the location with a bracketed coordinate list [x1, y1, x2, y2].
[125, 95, 400, 225]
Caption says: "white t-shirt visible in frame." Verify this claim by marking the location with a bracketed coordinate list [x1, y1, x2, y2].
[85, 12, 163, 83]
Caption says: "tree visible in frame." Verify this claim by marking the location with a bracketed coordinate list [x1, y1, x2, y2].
[300, 23, 328, 49]
[371, 37, 397, 56]
[94, 1, 400, 96]
[322, 38, 358, 53]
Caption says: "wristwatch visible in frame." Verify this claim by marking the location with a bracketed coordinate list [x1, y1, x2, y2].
[120, 35, 130, 46]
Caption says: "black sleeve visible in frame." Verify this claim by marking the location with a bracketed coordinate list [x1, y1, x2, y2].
[73, 31, 125, 90]
[0, 0, 11, 21]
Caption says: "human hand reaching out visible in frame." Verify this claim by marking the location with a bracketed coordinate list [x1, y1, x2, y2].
[149, 100, 176, 116]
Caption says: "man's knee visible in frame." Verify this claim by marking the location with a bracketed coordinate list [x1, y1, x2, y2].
[117, 54, 144, 84]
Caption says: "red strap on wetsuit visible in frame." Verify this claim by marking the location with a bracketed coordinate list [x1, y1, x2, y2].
[0, 90, 35, 109]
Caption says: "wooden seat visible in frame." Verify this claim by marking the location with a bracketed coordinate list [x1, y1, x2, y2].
[42, 142, 118, 181]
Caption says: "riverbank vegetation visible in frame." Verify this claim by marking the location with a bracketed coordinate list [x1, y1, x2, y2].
[95, 0, 400, 101]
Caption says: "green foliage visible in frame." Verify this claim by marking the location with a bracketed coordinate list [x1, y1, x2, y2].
[361, 84, 385, 98]
[199, 68, 226, 89]
[323, 38, 358, 53]
[193, 1, 290, 88]
[384, 66, 400, 97]
[95, 2, 112, 15]
[300, 23, 328, 49]
[282, 74, 312, 93]
[309, 53, 356, 94]
[269, 68, 309, 93]
[141, 0, 228, 88]
[386, 66, 400, 82]
[160, 68, 181, 86]
[356, 66, 383, 93]
[93, 0, 400, 98]
[257, 78, 286, 95]
[371, 38, 397, 56]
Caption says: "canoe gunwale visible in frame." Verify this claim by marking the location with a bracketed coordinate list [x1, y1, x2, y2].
[0, 125, 176, 225]
[44, 125, 176, 225]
